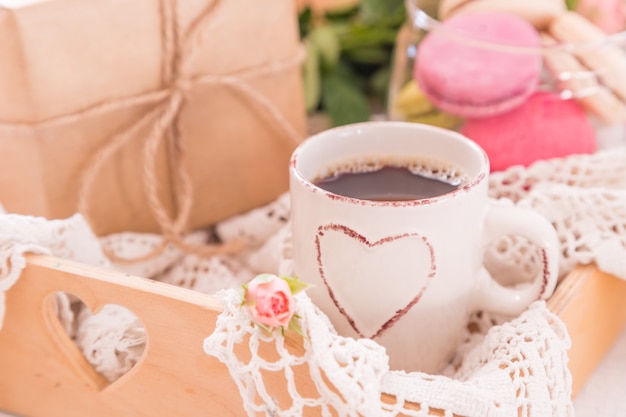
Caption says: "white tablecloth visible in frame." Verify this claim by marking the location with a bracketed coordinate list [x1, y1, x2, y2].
[1, 325, 625, 417]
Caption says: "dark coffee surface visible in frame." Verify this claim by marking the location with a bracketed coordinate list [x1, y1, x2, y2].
[314, 165, 460, 201]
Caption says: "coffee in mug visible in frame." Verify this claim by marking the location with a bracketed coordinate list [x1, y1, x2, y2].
[313, 157, 465, 201]
[289, 121, 559, 373]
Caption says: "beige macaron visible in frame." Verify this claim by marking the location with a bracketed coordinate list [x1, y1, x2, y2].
[549, 11, 626, 106]
[439, 0, 565, 29]
[542, 33, 626, 124]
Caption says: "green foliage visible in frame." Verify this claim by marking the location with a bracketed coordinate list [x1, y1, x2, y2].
[281, 275, 312, 295]
[300, 0, 406, 126]
[321, 64, 371, 126]
[359, 0, 406, 27]
[303, 38, 322, 112]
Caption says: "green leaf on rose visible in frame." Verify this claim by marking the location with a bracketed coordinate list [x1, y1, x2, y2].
[256, 321, 273, 336]
[240, 283, 249, 306]
[281, 276, 312, 295]
[288, 317, 307, 339]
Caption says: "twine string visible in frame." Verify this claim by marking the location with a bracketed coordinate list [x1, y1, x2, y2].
[0, 0, 304, 263]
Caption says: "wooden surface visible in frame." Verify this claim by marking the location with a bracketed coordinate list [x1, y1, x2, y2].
[547, 265, 626, 398]
[0, 255, 625, 417]
[0, 255, 246, 417]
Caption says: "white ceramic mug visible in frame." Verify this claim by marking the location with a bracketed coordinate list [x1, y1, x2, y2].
[289, 121, 559, 373]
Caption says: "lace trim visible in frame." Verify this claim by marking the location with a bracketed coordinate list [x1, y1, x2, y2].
[5, 150, 626, 414]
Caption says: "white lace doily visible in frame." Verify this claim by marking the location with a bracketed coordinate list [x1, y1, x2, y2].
[489, 148, 626, 279]
[0, 212, 110, 329]
[3, 148, 626, 416]
[204, 289, 572, 417]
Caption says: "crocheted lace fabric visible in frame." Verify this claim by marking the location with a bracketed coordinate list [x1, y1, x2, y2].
[204, 292, 572, 417]
[2, 148, 626, 416]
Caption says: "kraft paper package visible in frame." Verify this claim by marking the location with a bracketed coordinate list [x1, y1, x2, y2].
[0, 0, 306, 238]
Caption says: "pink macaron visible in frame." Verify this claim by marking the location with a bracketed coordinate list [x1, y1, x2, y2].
[460, 91, 597, 172]
[414, 11, 543, 118]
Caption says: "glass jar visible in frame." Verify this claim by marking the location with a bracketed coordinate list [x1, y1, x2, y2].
[387, 0, 626, 171]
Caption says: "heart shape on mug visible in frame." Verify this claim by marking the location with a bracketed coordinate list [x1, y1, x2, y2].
[315, 224, 436, 339]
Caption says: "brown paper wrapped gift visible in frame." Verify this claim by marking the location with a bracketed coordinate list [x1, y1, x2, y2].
[0, 0, 306, 240]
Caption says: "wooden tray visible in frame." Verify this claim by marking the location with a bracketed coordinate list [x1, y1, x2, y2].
[549, 265, 626, 397]
[0, 255, 625, 417]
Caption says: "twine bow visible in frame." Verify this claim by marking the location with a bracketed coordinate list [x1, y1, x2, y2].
[0, 0, 305, 263]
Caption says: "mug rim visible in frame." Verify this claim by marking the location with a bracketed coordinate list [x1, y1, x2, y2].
[289, 121, 490, 207]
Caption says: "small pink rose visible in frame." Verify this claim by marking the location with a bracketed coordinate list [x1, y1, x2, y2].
[575, 0, 626, 34]
[244, 274, 296, 329]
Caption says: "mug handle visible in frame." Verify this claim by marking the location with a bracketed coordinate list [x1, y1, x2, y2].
[472, 203, 560, 316]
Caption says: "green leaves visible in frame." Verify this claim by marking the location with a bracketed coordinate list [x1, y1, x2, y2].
[339, 24, 399, 51]
[281, 275, 312, 295]
[302, 22, 373, 125]
[360, 0, 406, 27]
[309, 24, 341, 70]
[322, 66, 371, 126]
[287, 314, 306, 339]
[303, 39, 322, 112]
[299, 0, 405, 127]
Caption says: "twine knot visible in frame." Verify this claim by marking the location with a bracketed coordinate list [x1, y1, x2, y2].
[75, 0, 305, 263]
